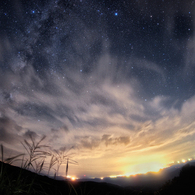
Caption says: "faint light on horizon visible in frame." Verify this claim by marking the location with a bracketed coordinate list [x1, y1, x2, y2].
[168, 157, 195, 165]
[110, 175, 117, 178]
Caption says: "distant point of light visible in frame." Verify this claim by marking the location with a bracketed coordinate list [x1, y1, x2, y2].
[80, 69, 82, 72]
[169, 157, 195, 165]
[100, 177, 104, 180]
[115, 12, 118, 16]
[67, 175, 77, 181]
[32, 10, 35, 14]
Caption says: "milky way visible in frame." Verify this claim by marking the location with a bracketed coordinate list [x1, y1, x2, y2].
[1, 0, 195, 177]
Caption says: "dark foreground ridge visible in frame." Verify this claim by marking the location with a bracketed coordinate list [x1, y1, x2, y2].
[1, 161, 195, 195]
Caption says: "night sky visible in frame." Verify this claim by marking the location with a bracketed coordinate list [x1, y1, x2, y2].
[1, 0, 195, 178]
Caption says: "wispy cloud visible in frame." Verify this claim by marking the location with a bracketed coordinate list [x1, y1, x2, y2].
[1, 53, 195, 175]
[1, 0, 195, 177]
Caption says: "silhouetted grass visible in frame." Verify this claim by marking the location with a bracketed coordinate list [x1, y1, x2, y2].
[0, 135, 77, 195]
[49, 146, 78, 179]
[21, 135, 49, 172]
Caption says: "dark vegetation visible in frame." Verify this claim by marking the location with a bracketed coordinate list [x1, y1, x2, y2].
[1, 136, 195, 194]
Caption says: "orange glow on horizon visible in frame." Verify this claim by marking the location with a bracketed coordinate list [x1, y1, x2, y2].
[62, 156, 194, 179]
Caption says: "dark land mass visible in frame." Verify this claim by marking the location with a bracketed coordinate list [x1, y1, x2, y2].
[1, 161, 195, 195]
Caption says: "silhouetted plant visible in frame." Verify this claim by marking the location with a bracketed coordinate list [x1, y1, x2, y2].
[0, 144, 24, 165]
[49, 146, 78, 178]
[21, 135, 50, 173]
[0, 145, 31, 195]
[0, 136, 79, 195]
[65, 157, 78, 177]
[47, 155, 57, 176]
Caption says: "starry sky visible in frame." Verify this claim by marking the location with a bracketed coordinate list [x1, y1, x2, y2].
[1, 0, 195, 178]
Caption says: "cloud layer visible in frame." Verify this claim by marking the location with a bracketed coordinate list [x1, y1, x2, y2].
[1, 0, 195, 177]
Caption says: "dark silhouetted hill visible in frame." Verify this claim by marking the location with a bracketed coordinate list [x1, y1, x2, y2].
[159, 164, 195, 195]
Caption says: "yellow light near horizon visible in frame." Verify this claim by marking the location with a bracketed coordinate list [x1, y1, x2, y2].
[109, 175, 117, 178]
[125, 161, 164, 176]
[71, 177, 75, 181]
[182, 159, 186, 163]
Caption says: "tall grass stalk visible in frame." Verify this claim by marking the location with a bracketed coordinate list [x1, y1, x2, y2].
[50, 146, 78, 178]
[21, 135, 50, 173]
[0, 144, 3, 177]
[48, 155, 57, 176]
[0, 145, 30, 194]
